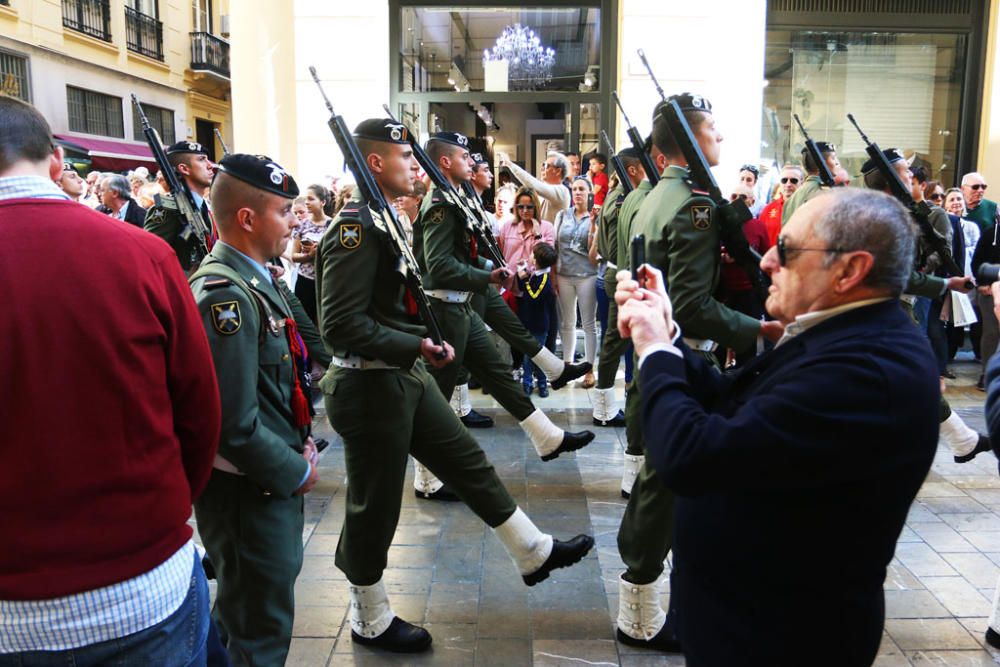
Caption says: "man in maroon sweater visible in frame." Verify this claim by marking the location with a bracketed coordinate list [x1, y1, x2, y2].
[0, 97, 221, 662]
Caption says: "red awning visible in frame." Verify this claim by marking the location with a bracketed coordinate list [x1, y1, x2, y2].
[54, 134, 156, 172]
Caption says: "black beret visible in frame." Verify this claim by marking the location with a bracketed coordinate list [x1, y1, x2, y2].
[216, 153, 299, 198]
[618, 147, 641, 161]
[800, 141, 836, 156]
[470, 152, 488, 166]
[668, 92, 712, 114]
[429, 132, 471, 149]
[166, 141, 208, 156]
[860, 148, 905, 175]
[354, 118, 410, 144]
[62, 161, 78, 174]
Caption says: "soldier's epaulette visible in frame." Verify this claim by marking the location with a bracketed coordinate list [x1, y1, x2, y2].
[691, 188, 711, 197]
[429, 189, 447, 205]
[203, 277, 233, 290]
[158, 192, 179, 210]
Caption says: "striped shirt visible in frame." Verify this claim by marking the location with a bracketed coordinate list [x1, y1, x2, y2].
[0, 173, 194, 653]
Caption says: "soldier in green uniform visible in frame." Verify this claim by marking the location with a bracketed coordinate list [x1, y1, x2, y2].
[316, 119, 594, 653]
[615, 140, 664, 498]
[780, 141, 840, 227]
[616, 95, 785, 651]
[189, 154, 320, 666]
[592, 147, 644, 428]
[861, 148, 992, 464]
[413, 131, 594, 461]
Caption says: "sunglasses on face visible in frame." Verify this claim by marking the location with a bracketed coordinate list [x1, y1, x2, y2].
[929, 193, 944, 201]
[776, 236, 846, 267]
[781, 177, 800, 184]
[969, 184, 988, 191]
[730, 194, 749, 202]
[516, 204, 535, 210]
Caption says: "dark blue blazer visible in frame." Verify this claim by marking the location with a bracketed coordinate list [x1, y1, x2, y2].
[640, 299, 939, 667]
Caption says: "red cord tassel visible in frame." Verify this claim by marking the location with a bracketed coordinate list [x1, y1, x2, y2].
[284, 318, 312, 428]
[469, 235, 478, 261]
[404, 288, 418, 316]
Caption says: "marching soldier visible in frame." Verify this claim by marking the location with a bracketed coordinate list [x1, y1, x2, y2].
[316, 118, 594, 653]
[189, 154, 320, 665]
[414, 131, 595, 462]
[781, 141, 840, 227]
[592, 147, 644, 428]
[616, 94, 784, 651]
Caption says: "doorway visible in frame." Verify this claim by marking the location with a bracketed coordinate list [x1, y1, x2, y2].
[195, 118, 217, 162]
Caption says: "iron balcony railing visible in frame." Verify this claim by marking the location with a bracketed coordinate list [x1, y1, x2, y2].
[190, 32, 230, 78]
[62, 0, 111, 42]
[125, 6, 163, 61]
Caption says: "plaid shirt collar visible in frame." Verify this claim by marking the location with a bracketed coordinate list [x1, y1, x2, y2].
[0, 175, 71, 202]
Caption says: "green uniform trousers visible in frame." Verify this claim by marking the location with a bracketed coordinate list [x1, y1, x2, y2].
[326, 363, 516, 585]
[194, 470, 304, 667]
[481, 286, 544, 357]
[428, 299, 537, 421]
[597, 270, 631, 390]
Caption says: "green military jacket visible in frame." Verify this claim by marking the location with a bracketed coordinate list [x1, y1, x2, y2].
[315, 198, 426, 368]
[781, 175, 826, 228]
[145, 193, 210, 272]
[597, 185, 625, 279]
[630, 165, 760, 351]
[414, 184, 492, 293]
[616, 180, 653, 271]
[190, 243, 309, 498]
[905, 204, 954, 298]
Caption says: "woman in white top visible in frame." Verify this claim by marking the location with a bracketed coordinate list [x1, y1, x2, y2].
[291, 184, 333, 325]
[944, 187, 980, 276]
[553, 177, 599, 387]
[498, 151, 571, 224]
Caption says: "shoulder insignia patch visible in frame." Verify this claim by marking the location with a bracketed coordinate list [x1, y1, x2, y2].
[691, 205, 712, 231]
[340, 222, 362, 249]
[211, 301, 242, 335]
[429, 208, 446, 224]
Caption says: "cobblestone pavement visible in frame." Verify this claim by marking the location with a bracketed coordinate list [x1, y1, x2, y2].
[191, 353, 1000, 666]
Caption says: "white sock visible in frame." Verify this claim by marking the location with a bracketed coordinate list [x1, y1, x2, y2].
[593, 387, 617, 422]
[622, 454, 644, 495]
[532, 347, 565, 381]
[940, 411, 979, 456]
[617, 575, 666, 641]
[449, 386, 463, 418]
[492, 507, 553, 575]
[459, 383, 472, 416]
[349, 579, 395, 638]
[413, 459, 444, 494]
[519, 409, 564, 457]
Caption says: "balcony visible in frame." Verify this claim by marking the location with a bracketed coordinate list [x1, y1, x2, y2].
[190, 32, 230, 79]
[125, 6, 163, 61]
[62, 0, 111, 42]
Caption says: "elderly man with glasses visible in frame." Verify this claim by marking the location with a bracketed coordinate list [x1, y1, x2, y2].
[498, 150, 571, 224]
[615, 188, 939, 666]
[962, 172, 997, 233]
[760, 164, 803, 247]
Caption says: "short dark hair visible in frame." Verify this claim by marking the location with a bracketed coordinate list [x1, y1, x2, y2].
[427, 138, 462, 166]
[802, 148, 835, 174]
[565, 151, 579, 159]
[0, 96, 54, 173]
[533, 242, 558, 269]
[910, 165, 928, 184]
[651, 106, 711, 159]
[863, 169, 889, 192]
[590, 152, 608, 167]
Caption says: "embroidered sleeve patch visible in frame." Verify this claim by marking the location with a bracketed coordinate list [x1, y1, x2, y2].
[340, 223, 362, 249]
[691, 205, 712, 231]
[429, 208, 446, 224]
[212, 301, 242, 335]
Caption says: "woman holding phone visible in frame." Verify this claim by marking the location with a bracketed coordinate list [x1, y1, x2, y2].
[291, 183, 332, 325]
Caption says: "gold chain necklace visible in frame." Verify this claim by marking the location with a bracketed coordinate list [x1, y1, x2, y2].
[525, 273, 548, 299]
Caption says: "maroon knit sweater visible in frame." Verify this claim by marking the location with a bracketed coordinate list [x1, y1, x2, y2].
[0, 198, 220, 600]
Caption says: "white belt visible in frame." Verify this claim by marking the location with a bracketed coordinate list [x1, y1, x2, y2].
[605, 262, 618, 270]
[900, 294, 917, 305]
[213, 454, 243, 475]
[332, 354, 399, 371]
[683, 337, 718, 353]
[426, 289, 472, 304]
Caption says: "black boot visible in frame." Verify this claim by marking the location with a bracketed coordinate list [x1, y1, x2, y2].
[313, 437, 330, 454]
[460, 409, 494, 428]
[523, 534, 595, 586]
[593, 409, 627, 427]
[551, 361, 592, 390]
[955, 434, 993, 463]
[351, 617, 432, 653]
[616, 624, 683, 652]
[414, 486, 462, 502]
[540, 430, 595, 461]
[986, 627, 1000, 649]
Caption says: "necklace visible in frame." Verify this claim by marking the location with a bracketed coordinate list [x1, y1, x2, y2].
[525, 273, 548, 299]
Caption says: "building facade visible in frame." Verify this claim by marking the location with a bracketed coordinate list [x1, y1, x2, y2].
[0, 0, 232, 172]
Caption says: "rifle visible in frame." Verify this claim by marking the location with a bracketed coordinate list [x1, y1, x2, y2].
[380, 104, 507, 271]
[308, 67, 447, 352]
[611, 91, 659, 187]
[459, 179, 507, 265]
[214, 128, 230, 157]
[846, 114, 966, 279]
[601, 130, 634, 195]
[792, 114, 835, 188]
[131, 95, 210, 253]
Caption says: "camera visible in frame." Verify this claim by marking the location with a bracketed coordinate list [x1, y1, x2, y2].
[977, 263, 1000, 286]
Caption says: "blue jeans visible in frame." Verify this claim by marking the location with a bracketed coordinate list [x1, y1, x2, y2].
[522, 332, 548, 387]
[596, 275, 610, 340]
[1, 552, 210, 667]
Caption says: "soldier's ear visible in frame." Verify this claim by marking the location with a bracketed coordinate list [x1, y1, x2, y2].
[366, 152, 383, 175]
[235, 206, 255, 232]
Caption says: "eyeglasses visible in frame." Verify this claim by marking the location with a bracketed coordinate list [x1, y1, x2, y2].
[780, 177, 800, 185]
[542, 162, 557, 170]
[969, 184, 988, 191]
[776, 236, 847, 267]
[516, 204, 535, 210]
[928, 193, 944, 201]
[730, 194, 749, 202]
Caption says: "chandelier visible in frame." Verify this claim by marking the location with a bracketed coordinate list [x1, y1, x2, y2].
[483, 24, 555, 91]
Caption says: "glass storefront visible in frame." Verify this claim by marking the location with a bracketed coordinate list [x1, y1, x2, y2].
[399, 6, 601, 94]
[762, 29, 968, 186]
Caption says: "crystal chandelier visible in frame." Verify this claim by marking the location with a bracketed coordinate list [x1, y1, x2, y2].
[483, 24, 555, 91]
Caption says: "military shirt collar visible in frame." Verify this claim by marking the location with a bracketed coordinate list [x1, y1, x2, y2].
[190, 189, 205, 211]
[215, 240, 274, 286]
[659, 165, 690, 180]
